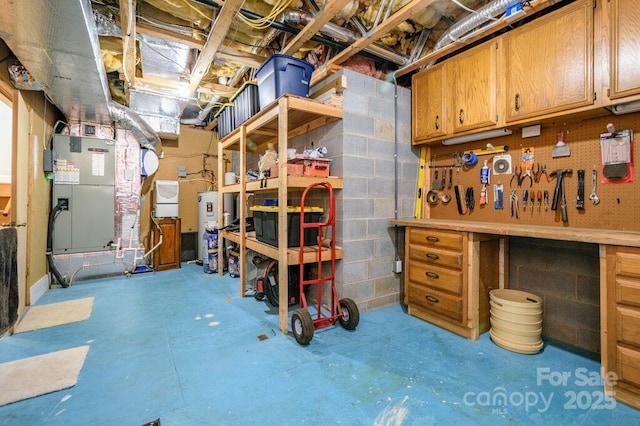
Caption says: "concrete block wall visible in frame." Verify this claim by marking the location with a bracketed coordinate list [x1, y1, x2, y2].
[508, 237, 600, 355]
[294, 70, 417, 311]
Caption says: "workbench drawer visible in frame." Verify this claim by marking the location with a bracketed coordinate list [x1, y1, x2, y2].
[617, 345, 640, 389]
[409, 228, 464, 251]
[616, 250, 640, 279]
[617, 306, 640, 347]
[616, 278, 640, 308]
[409, 244, 463, 270]
[408, 260, 463, 295]
[408, 282, 463, 324]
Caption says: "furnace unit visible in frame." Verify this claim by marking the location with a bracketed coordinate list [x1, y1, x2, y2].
[52, 135, 116, 254]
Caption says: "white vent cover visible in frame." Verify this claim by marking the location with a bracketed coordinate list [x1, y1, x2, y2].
[154, 180, 179, 204]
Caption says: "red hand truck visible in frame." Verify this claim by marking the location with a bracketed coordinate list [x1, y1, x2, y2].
[291, 181, 359, 345]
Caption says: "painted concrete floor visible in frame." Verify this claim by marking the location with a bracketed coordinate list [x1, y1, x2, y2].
[1, 263, 639, 425]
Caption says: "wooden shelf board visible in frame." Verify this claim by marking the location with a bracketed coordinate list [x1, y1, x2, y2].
[221, 230, 342, 264]
[218, 95, 342, 151]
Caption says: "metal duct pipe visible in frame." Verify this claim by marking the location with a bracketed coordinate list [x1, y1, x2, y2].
[109, 101, 162, 153]
[432, 0, 515, 52]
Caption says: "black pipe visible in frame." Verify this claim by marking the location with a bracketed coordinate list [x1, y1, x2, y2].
[191, 0, 385, 63]
[47, 202, 68, 288]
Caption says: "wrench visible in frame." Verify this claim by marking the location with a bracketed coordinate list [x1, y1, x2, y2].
[590, 165, 600, 205]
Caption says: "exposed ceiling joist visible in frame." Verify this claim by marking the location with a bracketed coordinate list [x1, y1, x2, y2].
[281, 0, 354, 56]
[188, 0, 244, 94]
[119, 0, 136, 101]
[327, 0, 439, 68]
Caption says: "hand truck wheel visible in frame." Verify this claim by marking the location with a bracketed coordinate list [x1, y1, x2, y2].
[338, 298, 359, 330]
[291, 308, 314, 345]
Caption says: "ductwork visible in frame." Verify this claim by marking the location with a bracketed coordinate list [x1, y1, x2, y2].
[109, 101, 162, 153]
[428, 0, 564, 66]
[0, 0, 112, 124]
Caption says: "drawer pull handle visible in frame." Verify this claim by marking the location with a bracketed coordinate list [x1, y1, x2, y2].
[426, 236, 440, 242]
[435, 115, 440, 130]
[459, 108, 464, 124]
[425, 271, 440, 279]
[425, 295, 440, 303]
[426, 253, 440, 260]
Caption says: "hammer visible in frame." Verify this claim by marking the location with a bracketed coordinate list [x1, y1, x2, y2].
[550, 169, 573, 222]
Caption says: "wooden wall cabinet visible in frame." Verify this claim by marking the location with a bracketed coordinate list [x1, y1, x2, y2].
[152, 217, 181, 271]
[448, 40, 500, 133]
[504, 0, 594, 123]
[604, 246, 640, 410]
[404, 227, 504, 340]
[609, 0, 640, 101]
[412, 63, 447, 143]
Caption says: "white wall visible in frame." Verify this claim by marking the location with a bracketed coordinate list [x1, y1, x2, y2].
[0, 100, 11, 183]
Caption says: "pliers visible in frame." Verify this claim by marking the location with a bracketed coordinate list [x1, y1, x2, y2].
[510, 166, 533, 188]
[510, 189, 519, 218]
[534, 164, 550, 183]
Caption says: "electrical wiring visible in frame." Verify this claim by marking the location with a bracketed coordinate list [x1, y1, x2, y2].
[237, 0, 293, 30]
[180, 0, 214, 22]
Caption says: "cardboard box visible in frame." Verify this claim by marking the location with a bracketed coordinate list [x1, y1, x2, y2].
[270, 163, 304, 178]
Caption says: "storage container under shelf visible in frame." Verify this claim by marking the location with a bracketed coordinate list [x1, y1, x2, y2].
[251, 206, 323, 247]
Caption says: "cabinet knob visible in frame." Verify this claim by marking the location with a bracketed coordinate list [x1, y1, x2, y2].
[425, 295, 440, 303]
[435, 115, 440, 130]
[426, 253, 440, 260]
[426, 236, 440, 242]
[425, 271, 440, 279]
[515, 93, 521, 112]
[459, 109, 464, 124]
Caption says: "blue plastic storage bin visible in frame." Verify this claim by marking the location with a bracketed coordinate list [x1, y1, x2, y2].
[256, 54, 314, 110]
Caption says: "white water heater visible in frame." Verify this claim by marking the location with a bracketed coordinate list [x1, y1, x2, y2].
[198, 191, 218, 259]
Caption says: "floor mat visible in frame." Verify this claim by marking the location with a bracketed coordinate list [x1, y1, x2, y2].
[0, 345, 89, 406]
[13, 297, 94, 334]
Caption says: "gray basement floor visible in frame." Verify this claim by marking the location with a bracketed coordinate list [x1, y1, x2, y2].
[1, 263, 639, 425]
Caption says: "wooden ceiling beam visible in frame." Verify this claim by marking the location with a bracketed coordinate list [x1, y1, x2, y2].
[188, 0, 244, 94]
[119, 0, 137, 102]
[281, 0, 353, 55]
[326, 0, 438, 68]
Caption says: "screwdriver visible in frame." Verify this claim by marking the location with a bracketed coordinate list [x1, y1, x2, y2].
[523, 189, 528, 213]
[537, 190, 542, 213]
[544, 190, 549, 211]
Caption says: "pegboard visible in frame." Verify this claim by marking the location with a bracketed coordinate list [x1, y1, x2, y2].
[423, 112, 640, 232]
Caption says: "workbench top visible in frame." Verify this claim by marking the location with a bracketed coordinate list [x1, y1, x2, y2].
[390, 218, 640, 248]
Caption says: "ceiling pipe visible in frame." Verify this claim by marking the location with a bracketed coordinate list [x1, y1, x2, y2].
[110, 101, 162, 153]
[427, 0, 565, 67]
[192, 0, 408, 65]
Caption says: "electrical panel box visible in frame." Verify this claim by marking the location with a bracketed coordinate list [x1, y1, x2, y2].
[52, 135, 116, 254]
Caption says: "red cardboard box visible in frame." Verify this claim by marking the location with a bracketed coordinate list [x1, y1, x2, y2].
[270, 163, 304, 178]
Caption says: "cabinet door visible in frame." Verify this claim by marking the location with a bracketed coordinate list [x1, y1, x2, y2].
[610, 0, 640, 100]
[153, 218, 181, 271]
[504, 0, 594, 122]
[448, 40, 499, 133]
[412, 63, 446, 142]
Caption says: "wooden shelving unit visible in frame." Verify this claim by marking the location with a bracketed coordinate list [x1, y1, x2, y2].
[217, 95, 343, 334]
